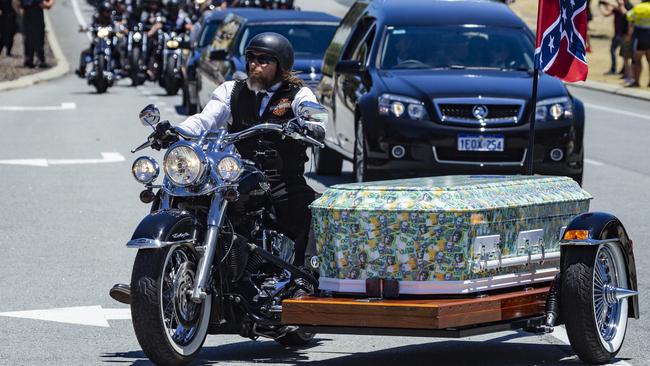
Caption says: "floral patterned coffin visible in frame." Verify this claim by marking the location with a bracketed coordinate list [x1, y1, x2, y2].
[310, 175, 592, 295]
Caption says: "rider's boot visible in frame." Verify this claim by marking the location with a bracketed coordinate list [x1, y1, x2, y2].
[109, 283, 131, 304]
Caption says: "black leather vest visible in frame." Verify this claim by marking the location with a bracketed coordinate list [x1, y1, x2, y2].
[229, 80, 308, 185]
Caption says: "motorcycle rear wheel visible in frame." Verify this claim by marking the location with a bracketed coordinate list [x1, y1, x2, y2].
[131, 245, 211, 366]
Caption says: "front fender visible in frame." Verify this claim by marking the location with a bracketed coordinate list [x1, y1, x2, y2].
[127, 209, 203, 249]
[561, 211, 639, 319]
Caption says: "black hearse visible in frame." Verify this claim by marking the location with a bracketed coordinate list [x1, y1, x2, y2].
[314, 0, 585, 185]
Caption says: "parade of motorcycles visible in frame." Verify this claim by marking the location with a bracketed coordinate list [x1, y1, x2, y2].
[1, 0, 649, 365]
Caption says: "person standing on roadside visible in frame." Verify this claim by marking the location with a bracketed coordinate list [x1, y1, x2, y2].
[626, 0, 650, 87]
[0, 0, 18, 56]
[13, 0, 53, 68]
[599, 0, 633, 75]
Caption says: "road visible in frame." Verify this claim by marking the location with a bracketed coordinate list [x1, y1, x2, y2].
[0, 0, 648, 365]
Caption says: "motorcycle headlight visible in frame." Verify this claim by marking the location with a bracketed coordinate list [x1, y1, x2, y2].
[536, 97, 573, 122]
[132, 157, 159, 184]
[166, 39, 180, 49]
[163, 144, 206, 187]
[133, 32, 142, 42]
[97, 27, 110, 39]
[378, 93, 429, 121]
[217, 156, 241, 181]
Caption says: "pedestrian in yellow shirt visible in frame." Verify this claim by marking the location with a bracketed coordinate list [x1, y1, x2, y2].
[625, 0, 650, 86]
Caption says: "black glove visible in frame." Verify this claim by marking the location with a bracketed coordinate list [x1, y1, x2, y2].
[148, 121, 179, 150]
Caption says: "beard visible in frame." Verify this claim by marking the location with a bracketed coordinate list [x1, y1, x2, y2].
[246, 70, 276, 92]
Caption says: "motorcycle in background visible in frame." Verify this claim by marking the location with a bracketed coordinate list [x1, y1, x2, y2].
[87, 26, 118, 94]
[121, 102, 327, 366]
[126, 22, 148, 86]
[159, 32, 188, 95]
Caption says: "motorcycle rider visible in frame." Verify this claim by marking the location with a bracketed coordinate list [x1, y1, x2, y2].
[156, 32, 325, 268]
[162, 0, 192, 34]
[110, 33, 325, 305]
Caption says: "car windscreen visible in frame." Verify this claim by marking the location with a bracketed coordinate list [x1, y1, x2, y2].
[199, 21, 220, 48]
[238, 23, 337, 59]
[380, 26, 534, 71]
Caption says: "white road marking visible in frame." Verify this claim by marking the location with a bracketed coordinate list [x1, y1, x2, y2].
[584, 103, 650, 121]
[584, 158, 605, 166]
[0, 152, 125, 167]
[0, 102, 76, 111]
[0, 306, 130, 327]
[148, 96, 160, 100]
[70, 0, 92, 41]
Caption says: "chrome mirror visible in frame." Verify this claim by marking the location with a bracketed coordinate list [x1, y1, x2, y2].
[139, 104, 161, 128]
[297, 101, 328, 124]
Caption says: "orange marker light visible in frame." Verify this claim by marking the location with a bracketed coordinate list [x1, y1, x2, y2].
[563, 230, 589, 241]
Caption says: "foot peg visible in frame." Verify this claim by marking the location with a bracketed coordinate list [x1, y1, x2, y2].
[109, 283, 131, 305]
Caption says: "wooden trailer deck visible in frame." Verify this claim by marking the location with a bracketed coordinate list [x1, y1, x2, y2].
[282, 285, 549, 330]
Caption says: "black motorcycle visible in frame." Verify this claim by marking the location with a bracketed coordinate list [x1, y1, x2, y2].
[126, 22, 148, 86]
[159, 32, 187, 95]
[124, 103, 326, 365]
[87, 26, 118, 93]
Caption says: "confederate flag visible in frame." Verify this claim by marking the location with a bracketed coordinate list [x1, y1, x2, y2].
[534, 0, 589, 82]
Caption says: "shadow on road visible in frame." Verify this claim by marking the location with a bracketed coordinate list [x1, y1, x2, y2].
[100, 334, 634, 365]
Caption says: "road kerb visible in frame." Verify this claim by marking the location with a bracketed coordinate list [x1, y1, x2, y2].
[568, 80, 650, 102]
[0, 12, 69, 92]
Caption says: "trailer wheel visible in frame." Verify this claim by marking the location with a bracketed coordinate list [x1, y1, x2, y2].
[561, 243, 630, 364]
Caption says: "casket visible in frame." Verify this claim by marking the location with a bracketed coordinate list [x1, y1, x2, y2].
[310, 175, 592, 295]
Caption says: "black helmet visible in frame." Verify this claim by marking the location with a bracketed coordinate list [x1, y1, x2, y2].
[98, 1, 112, 14]
[245, 32, 294, 72]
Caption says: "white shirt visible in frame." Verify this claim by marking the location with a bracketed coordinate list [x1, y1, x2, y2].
[179, 80, 321, 135]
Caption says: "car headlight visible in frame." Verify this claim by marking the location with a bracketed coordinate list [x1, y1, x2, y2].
[132, 157, 159, 184]
[163, 144, 206, 187]
[97, 27, 110, 39]
[133, 32, 142, 42]
[217, 156, 241, 181]
[378, 94, 429, 120]
[166, 39, 180, 49]
[536, 97, 573, 122]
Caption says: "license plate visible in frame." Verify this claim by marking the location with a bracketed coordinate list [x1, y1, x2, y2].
[458, 134, 504, 152]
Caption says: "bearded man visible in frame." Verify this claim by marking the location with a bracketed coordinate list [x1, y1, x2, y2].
[159, 32, 325, 267]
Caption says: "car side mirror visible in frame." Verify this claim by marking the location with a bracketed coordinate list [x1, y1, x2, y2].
[209, 48, 227, 61]
[335, 60, 362, 75]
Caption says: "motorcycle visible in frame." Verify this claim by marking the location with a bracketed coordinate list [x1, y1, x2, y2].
[123, 102, 326, 365]
[87, 26, 118, 93]
[159, 32, 187, 95]
[126, 22, 149, 86]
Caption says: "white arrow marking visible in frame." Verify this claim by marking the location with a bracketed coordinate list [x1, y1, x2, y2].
[0, 102, 76, 111]
[0, 152, 125, 167]
[0, 306, 131, 327]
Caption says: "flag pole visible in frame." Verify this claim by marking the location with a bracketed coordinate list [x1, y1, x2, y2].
[526, 67, 539, 175]
[527, 0, 543, 176]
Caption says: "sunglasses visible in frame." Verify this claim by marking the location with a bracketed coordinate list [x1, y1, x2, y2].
[246, 53, 277, 65]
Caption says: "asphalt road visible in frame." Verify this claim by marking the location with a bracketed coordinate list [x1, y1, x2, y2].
[0, 0, 648, 365]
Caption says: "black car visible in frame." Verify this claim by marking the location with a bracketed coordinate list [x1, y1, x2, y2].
[181, 8, 262, 114]
[314, 0, 585, 185]
[197, 9, 339, 100]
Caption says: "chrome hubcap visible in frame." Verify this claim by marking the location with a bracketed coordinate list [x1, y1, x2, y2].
[592, 244, 630, 343]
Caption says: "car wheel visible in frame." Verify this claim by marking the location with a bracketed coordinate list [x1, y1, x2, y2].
[561, 243, 631, 364]
[314, 146, 342, 176]
[353, 119, 371, 182]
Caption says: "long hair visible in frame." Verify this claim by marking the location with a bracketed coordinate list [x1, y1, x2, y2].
[281, 70, 305, 87]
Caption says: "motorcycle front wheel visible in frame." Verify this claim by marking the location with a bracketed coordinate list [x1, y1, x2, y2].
[94, 57, 108, 94]
[131, 245, 211, 366]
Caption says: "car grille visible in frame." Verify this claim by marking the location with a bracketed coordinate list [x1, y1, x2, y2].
[433, 97, 526, 126]
[433, 147, 527, 165]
